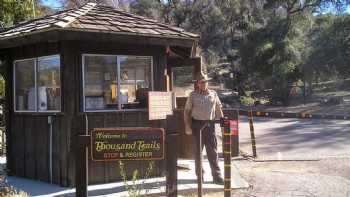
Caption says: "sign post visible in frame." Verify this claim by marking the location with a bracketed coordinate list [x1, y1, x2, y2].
[75, 91, 175, 197]
[75, 125, 165, 197]
[76, 134, 89, 197]
[165, 132, 178, 197]
[75, 115, 90, 197]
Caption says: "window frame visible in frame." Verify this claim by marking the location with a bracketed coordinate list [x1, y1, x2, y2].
[82, 54, 154, 112]
[13, 55, 62, 113]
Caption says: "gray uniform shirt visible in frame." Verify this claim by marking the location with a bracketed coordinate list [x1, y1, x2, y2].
[185, 89, 223, 120]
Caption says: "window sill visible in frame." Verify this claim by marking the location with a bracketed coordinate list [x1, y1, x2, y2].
[13, 111, 64, 116]
[79, 109, 148, 115]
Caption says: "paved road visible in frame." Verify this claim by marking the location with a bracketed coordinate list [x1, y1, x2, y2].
[209, 117, 350, 197]
[238, 117, 350, 159]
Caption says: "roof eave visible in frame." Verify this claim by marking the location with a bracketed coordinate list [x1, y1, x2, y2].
[62, 27, 200, 45]
[0, 28, 199, 49]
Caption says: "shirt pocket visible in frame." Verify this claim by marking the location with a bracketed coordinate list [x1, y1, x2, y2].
[207, 95, 215, 105]
[192, 96, 202, 107]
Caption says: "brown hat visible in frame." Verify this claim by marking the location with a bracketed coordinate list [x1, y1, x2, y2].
[193, 72, 211, 82]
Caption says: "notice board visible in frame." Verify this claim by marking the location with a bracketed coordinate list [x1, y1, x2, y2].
[91, 127, 164, 161]
[148, 91, 173, 120]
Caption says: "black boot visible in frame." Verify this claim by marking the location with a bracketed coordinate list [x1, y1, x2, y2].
[213, 176, 224, 185]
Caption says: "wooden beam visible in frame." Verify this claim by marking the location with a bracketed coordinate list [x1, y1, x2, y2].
[167, 57, 201, 67]
[0, 31, 60, 49]
[0, 29, 197, 49]
[168, 46, 192, 58]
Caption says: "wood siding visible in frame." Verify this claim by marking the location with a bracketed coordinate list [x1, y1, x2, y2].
[6, 40, 171, 186]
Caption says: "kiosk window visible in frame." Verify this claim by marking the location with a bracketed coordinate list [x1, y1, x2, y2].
[37, 56, 61, 111]
[14, 55, 61, 112]
[14, 59, 36, 111]
[83, 55, 152, 111]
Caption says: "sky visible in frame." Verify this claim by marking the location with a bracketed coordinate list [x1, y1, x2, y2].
[41, 0, 62, 8]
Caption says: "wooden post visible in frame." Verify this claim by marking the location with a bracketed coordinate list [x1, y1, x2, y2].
[221, 117, 231, 197]
[166, 132, 178, 197]
[223, 109, 239, 157]
[75, 135, 89, 197]
[75, 115, 90, 197]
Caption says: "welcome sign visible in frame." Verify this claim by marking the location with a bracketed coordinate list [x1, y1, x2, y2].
[91, 127, 165, 161]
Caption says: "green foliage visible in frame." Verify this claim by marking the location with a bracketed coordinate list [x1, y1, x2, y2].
[307, 14, 350, 80]
[0, 0, 52, 27]
[239, 96, 255, 106]
[118, 160, 155, 197]
[2, 0, 350, 105]
[130, 0, 161, 20]
[0, 0, 34, 26]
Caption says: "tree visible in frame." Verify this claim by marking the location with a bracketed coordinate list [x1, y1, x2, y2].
[57, 0, 350, 103]
[237, 0, 350, 104]
[307, 14, 350, 80]
[59, 0, 121, 8]
[129, 0, 161, 20]
[0, 0, 52, 27]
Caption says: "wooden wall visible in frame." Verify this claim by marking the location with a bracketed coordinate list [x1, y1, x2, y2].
[72, 41, 168, 185]
[10, 114, 67, 184]
[6, 42, 71, 185]
[5, 39, 170, 186]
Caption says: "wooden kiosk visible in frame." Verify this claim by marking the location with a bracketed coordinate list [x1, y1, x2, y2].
[0, 3, 200, 187]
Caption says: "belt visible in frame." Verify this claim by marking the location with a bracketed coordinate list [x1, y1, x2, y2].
[192, 118, 218, 123]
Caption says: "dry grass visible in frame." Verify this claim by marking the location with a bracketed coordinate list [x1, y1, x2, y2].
[0, 186, 28, 197]
[0, 163, 28, 197]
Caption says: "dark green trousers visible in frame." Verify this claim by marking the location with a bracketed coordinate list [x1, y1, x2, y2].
[192, 119, 221, 179]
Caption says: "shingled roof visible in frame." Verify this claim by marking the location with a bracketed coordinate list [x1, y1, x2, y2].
[0, 3, 199, 41]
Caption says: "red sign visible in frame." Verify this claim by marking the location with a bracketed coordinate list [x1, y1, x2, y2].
[91, 127, 165, 161]
[229, 120, 238, 136]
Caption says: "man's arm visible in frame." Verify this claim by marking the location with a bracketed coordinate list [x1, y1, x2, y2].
[184, 93, 193, 135]
[215, 92, 224, 119]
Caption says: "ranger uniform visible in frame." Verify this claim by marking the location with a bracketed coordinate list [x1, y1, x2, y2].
[184, 73, 224, 184]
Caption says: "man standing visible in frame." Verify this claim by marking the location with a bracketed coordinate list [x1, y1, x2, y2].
[184, 72, 224, 184]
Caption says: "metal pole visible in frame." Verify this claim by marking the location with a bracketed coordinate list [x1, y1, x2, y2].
[48, 116, 53, 184]
[221, 117, 231, 197]
[85, 114, 88, 135]
[248, 110, 257, 158]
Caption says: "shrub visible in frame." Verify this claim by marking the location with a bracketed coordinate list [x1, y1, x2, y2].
[0, 186, 28, 197]
[239, 96, 255, 106]
[118, 161, 155, 197]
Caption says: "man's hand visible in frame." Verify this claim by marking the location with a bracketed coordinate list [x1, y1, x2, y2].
[185, 125, 192, 135]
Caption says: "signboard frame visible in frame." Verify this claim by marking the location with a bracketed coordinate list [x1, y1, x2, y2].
[90, 127, 165, 161]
